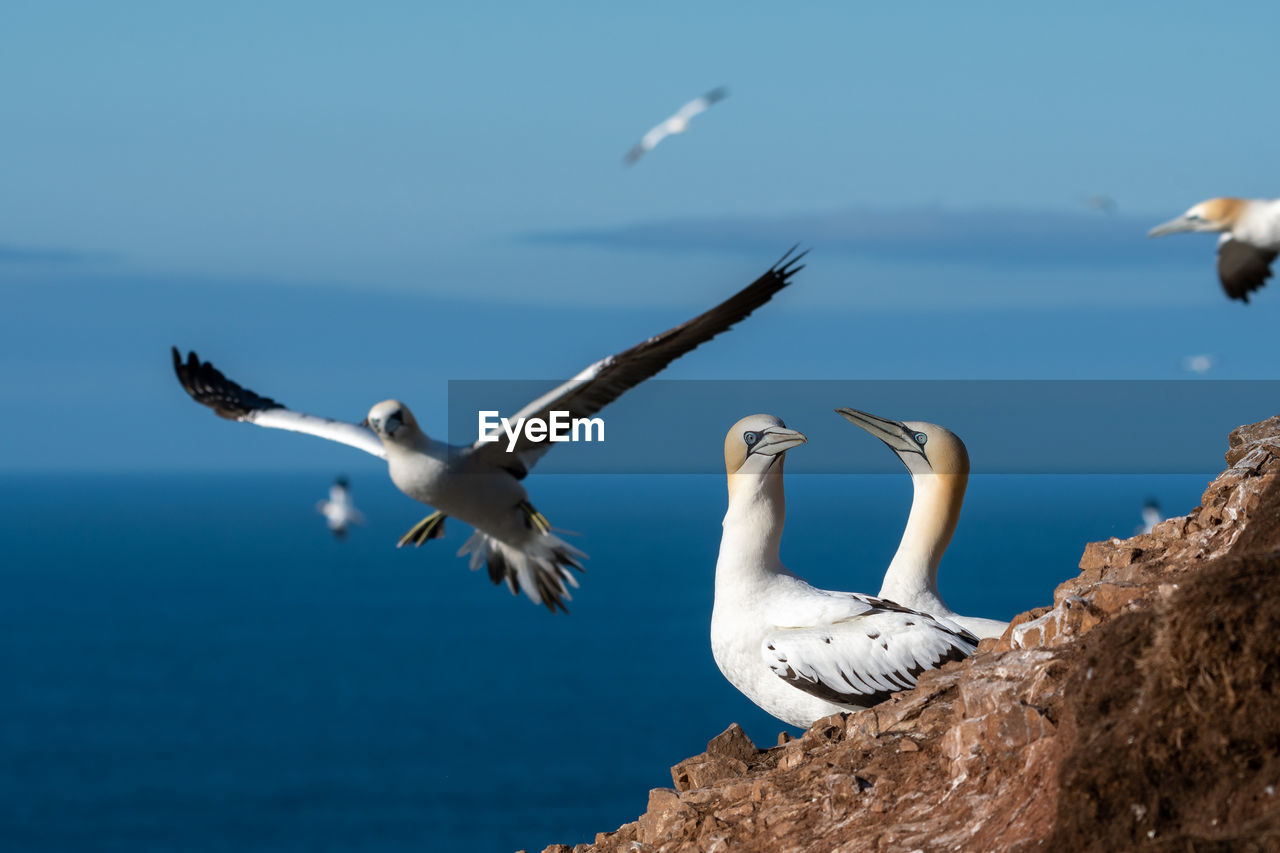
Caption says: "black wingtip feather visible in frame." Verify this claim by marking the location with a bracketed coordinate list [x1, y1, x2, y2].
[171, 347, 285, 420]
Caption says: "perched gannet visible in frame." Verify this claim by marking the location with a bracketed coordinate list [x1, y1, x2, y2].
[711, 415, 978, 728]
[1148, 198, 1280, 302]
[174, 248, 804, 613]
[836, 408, 1008, 640]
[1138, 498, 1163, 535]
[624, 86, 727, 165]
[317, 476, 364, 540]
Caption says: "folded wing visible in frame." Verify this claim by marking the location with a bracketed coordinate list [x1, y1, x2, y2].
[763, 597, 977, 707]
[171, 347, 387, 459]
[1217, 236, 1276, 303]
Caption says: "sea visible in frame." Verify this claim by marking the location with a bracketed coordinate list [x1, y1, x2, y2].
[0, 471, 1210, 852]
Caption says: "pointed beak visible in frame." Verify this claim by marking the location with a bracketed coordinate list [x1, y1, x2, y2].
[359, 417, 370, 428]
[1148, 215, 1196, 238]
[835, 407, 922, 457]
[749, 426, 807, 457]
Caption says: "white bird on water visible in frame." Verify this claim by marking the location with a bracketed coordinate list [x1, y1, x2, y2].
[1148, 197, 1280, 303]
[836, 408, 1008, 640]
[711, 415, 979, 728]
[624, 87, 727, 165]
[317, 476, 364, 540]
[173, 248, 805, 613]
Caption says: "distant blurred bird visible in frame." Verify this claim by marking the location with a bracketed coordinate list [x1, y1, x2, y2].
[1138, 498, 1163, 535]
[624, 87, 728, 165]
[1083, 194, 1117, 214]
[172, 247, 805, 613]
[317, 476, 364, 540]
[1181, 354, 1215, 375]
[1149, 198, 1280, 302]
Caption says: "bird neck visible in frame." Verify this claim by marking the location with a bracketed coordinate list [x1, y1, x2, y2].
[879, 471, 967, 613]
[717, 469, 788, 591]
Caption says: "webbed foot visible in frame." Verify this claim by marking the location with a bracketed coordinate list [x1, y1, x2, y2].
[397, 511, 448, 547]
[518, 499, 552, 534]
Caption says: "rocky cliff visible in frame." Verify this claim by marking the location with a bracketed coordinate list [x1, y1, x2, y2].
[537, 415, 1280, 853]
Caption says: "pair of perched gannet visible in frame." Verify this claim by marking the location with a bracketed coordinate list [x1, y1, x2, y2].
[316, 476, 364, 540]
[1150, 197, 1280, 303]
[711, 409, 1006, 728]
[174, 248, 805, 613]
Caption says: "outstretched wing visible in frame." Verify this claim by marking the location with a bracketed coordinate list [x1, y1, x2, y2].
[763, 597, 977, 707]
[467, 247, 805, 476]
[624, 123, 671, 164]
[171, 348, 387, 459]
[1217, 235, 1276, 303]
[673, 86, 728, 122]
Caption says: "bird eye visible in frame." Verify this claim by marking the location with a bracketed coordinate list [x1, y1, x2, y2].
[744, 431, 759, 446]
[914, 433, 928, 445]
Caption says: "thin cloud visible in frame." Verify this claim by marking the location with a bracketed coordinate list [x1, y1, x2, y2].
[0, 243, 113, 265]
[524, 207, 1206, 269]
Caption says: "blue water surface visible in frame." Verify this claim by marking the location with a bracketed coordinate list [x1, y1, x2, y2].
[0, 471, 1210, 852]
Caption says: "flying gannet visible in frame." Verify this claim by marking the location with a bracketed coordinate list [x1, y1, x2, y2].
[711, 414, 979, 728]
[1181, 353, 1215, 375]
[836, 408, 1008, 640]
[317, 476, 364, 540]
[1138, 498, 1163, 535]
[624, 86, 727, 165]
[173, 248, 805, 613]
[1148, 197, 1280, 302]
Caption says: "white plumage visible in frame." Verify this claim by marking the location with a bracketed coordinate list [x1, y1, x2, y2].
[1149, 197, 1280, 303]
[173, 248, 804, 612]
[836, 408, 1008, 640]
[711, 414, 978, 728]
[624, 87, 727, 165]
[317, 476, 364, 540]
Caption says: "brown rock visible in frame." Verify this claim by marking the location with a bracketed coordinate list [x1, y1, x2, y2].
[538, 415, 1280, 853]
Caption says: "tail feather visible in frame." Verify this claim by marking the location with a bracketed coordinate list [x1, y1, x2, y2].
[457, 530, 586, 614]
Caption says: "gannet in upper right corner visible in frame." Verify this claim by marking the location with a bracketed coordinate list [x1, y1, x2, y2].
[1148, 197, 1280, 302]
[173, 247, 805, 613]
[711, 414, 979, 728]
[624, 86, 728, 165]
[317, 476, 364, 540]
[836, 407, 1008, 640]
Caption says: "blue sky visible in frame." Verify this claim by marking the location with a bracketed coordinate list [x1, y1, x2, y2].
[3, 1, 1279, 470]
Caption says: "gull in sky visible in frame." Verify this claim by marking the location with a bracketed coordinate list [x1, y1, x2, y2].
[624, 86, 728, 165]
[711, 414, 978, 728]
[1149, 197, 1280, 303]
[173, 248, 805, 613]
[317, 476, 364, 540]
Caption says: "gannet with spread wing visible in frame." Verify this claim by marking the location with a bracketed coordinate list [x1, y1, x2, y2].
[317, 476, 364, 540]
[836, 408, 1007, 640]
[174, 248, 805, 613]
[1148, 197, 1280, 303]
[711, 415, 978, 728]
[624, 87, 727, 165]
